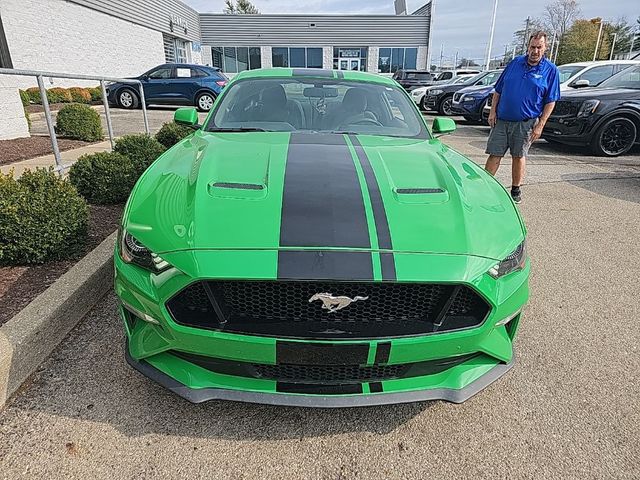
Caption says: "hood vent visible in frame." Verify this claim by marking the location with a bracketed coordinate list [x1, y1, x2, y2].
[396, 188, 445, 194]
[212, 182, 264, 190]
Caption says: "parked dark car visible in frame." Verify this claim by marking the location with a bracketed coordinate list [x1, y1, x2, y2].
[392, 69, 435, 91]
[423, 70, 502, 115]
[106, 63, 227, 112]
[451, 82, 497, 124]
[542, 64, 640, 156]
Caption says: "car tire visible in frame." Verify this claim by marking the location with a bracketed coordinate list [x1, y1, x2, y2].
[196, 92, 216, 112]
[438, 95, 454, 116]
[117, 88, 139, 109]
[590, 116, 637, 157]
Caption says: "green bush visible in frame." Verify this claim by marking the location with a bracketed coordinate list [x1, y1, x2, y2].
[155, 121, 193, 149]
[0, 169, 88, 265]
[68, 87, 92, 104]
[47, 87, 73, 104]
[87, 86, 102, 102]
[55, 104, 103, 142]
[19, 89, 30, 107]
[25, 87, 41, 104]
[113, 134, 166, 177]
[69, 152, 136, 204]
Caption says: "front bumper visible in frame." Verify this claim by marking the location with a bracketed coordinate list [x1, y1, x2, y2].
[116, 248, 529, 407]
[451, 97, 483, 118]
[424, 94, 442, 111]
[542, 117, 595, 146]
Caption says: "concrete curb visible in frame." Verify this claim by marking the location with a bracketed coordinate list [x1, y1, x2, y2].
[0, 231, 117, 409]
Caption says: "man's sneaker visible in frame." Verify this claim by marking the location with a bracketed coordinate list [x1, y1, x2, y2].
[511, 188, 522, 204]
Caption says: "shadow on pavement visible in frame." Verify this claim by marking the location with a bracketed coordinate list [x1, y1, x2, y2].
[8, 294, 432, 441]
[562, 173, 640, 204]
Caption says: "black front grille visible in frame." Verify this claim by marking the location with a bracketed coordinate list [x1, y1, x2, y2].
[171, 350, 481, 385]
[552, 101, 579, 117]
[255, 363, 408, 383]
[166, 281, 491, 339]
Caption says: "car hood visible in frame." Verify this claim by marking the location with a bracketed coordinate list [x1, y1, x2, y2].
[457, 84, 493, 95]
[124, 131, 524, 261]
[560, 87, 640, 101]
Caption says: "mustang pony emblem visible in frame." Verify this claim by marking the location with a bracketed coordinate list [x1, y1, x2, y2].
[308, 293, 369, 313]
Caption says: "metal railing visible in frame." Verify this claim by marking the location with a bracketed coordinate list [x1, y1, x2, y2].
[0, 68, 150, 174]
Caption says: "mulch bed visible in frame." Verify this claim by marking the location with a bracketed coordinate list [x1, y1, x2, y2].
[0, 204, 123, 326]
[0, 136, 98, 166]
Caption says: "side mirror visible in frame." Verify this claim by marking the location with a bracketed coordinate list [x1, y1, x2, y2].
[571, 79, 590, 88]
[432, 117, 456, 136]
[174, 107, 200, 129]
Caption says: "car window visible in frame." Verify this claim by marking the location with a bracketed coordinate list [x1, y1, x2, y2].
[558, 65, 585, 83]
[148, 67, 173, 79]
[476, 71, 501, 86]
[599, 65, 640, 89]
[191, 68, 208, 78]
[176, 67, 192, 78]
[575, 65, 614, 86]
[207, 78, 427, 138]
[612, 64, 634, 75]
[436, 72, 453, 81]
[406, 73, 432, 80]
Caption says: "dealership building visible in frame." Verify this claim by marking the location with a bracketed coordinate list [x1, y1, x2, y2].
[0, 0, 432, 140]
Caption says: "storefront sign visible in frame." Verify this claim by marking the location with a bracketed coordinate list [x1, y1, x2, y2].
[170, 14, 188, 35]
[339, 49, 360, 58]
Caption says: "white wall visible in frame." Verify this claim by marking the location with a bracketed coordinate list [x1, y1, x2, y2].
[0, 77, 29, 140]
[417, 46, 428, 70]
[368, 47, 380, 73]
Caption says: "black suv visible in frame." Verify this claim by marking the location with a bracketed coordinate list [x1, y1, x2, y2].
[423, 70, 503, 115]
[543, 65, 640, 156]
[392, 70, 435, 91]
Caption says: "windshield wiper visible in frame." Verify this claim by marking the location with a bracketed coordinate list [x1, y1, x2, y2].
[208, 127, 268, 132]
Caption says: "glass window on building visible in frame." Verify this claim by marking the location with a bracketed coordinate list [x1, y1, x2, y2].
[211, 46, 262, 73]
[272, 48, 324, 69]
[378, 47, 419, 73]
[175, 39, 189, 63]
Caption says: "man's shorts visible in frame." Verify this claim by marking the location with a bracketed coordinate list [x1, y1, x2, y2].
[485, 118, 537, 157]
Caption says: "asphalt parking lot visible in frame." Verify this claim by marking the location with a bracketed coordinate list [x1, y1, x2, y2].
[1, 111, 639, 479]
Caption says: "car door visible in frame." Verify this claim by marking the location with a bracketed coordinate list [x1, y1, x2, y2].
[165, 66, 200, 104]
[143, 66, 174, 102]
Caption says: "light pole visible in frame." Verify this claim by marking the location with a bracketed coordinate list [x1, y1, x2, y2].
[609, 33, 617, 60]
[593, 20, 605, 61]
[484, 0, 498, 71]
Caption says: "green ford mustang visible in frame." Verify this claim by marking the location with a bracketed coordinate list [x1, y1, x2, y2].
[115, 68, 529, 407]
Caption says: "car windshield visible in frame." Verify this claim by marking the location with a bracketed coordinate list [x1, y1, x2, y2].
[558, 65, 585, 83]
[598, 65, 640, 89]
[452, 76, 471, 84]
[461, 72, 490, 85]
[206, 77, 427, 138]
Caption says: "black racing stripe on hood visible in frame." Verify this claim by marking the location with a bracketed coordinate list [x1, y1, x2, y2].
[278, 251, 373, 280]
[348, 135, 396, 281]
[280, 133, 370, 248]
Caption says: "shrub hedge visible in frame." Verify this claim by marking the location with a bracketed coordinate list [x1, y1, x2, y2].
[69, 152, 136, 205]
[0, 169, 88, 265]
[25, 87, 41, 104]
[155, 121, 193, 149]
[55, 104, 103, 142]
[47, 87, 73, 104]
[68, 87, 92, 104]
[87, 86, 102, 102]
[113, 134, 166, 177]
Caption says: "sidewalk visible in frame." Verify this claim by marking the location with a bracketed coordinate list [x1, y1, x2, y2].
[0, 140, 111, 177]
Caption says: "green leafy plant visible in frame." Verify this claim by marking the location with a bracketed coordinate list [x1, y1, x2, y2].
[155, 121, 193, 149]
[55, 104, 103, 142]
[87, 86, 102, 102]
[68, 87, 92, 104]
[47, 87, 73, 104]
[18, 89, 30, 107]
[113, 134, 166, 177]
[69, 152, 136, 204]
[0, 169, 88, 265]
[25, 87, 41, 104]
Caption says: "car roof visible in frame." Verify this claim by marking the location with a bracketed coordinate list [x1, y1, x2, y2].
[159, 63, 220, 70]
[560, 60, 640, 67]
[233, 68, 397, 86]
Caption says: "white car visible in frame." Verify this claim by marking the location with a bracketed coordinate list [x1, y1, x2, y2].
[410, 75, 475, 107]
[558, 60, 639, 90]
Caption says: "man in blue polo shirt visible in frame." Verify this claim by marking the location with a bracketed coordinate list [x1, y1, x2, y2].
[485, 31, 560, 203]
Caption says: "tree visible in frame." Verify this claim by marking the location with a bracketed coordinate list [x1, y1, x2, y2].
[224, 0, 260, 14]
[542, 0, 580, 60]
[558, 18, 611, 64]
[512, 17, 545, 57]
[457, 58, 479, 68]
[606, 18, 635, 58]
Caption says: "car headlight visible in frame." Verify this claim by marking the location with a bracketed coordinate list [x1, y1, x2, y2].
[577, 99, 600, 118]
[120, 230, 170, 273]
[430, 89, 443, 95]
[488, 241, 526, 279]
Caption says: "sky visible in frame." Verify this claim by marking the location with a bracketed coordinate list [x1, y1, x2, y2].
[183, 0, 639, 64]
